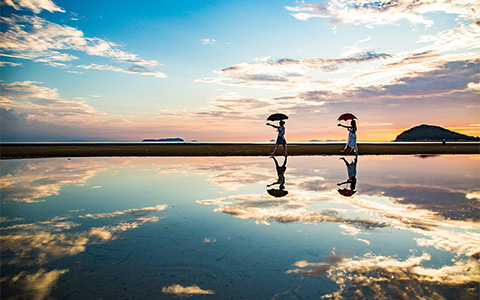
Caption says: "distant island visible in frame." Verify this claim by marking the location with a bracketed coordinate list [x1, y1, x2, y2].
[142, 138, 184, 142]
[394, 124, 480, 142]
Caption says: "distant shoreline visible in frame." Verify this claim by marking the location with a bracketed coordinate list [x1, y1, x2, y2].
[1, 142, 479, 159]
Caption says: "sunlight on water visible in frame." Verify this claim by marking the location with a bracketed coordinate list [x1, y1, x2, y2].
[1, 155, 479, 299]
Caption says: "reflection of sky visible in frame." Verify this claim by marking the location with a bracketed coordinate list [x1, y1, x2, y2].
[1, 156, 479, 299]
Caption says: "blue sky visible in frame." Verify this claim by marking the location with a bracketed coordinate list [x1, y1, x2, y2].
[1, 0, 479, 141]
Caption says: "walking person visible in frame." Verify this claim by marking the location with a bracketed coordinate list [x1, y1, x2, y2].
[338, 119, 358, 154]
[267, 120, 288, 156]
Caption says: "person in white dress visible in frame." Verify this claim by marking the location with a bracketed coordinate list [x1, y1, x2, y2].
[267, 120, 288, 156]
[338, 119, 358, 154]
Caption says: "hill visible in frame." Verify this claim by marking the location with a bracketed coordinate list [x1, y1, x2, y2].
[394, 124, 480, 142]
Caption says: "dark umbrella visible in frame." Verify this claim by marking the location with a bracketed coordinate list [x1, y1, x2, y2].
[337, 113, 357, 121]
[338, 188, 356, 197]
[267, 189, 289, 198]
[267, 113, 289, 121]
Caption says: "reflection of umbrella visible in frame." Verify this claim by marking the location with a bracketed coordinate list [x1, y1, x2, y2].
[337, 113, 357, 121]
[338, 188, 356, 197]
[267, 113, 289, 121]
[267, 189, 288, 198]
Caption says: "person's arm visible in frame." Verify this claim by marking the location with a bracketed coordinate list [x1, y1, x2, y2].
[267, 123, 279, 128]
[337, 124, 350, 128]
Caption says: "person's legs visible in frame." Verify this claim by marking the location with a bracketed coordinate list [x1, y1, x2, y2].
[283, 144, 288, 155]
[271, 144, 279, 155]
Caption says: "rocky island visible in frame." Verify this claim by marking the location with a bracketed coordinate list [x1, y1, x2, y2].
[394, 124, 480, 142]
[142, 138, 184, 142]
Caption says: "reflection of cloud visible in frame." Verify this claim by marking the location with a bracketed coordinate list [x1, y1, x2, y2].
[362, 184, 480, 221]
[203, 237, 216, 243]
[195, 156, 480, 259]
[2, 268, 69, 300]
[1, 204, 166, 266]
[287, 252, 480, 300]
[207, 171, 269, 191]
[80, 204, 167, 220]
[198, 193, 387, 228]
[0, 159, 108, 203]
[161, 284, 214, 297]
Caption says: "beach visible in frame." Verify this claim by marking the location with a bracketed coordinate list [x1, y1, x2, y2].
[1, 142, 479, 159]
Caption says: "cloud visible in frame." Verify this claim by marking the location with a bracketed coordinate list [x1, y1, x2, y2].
[0, 81, 102, 124]
[3, 0, 65, 13]
[77, 63, 166, 78]
[0, 14, 164, 76]
[0, 61, 22, 67]
[295, 59, 479, 102]
[161, 284, 214, 297]
[202, 38, 216, 44]
[197, 52, 390, 90]
[286, 0, 480, 28]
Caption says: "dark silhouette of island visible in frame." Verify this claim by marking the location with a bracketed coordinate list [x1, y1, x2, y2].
[142, 138, 184, 142]
[394, 124, 480, 142]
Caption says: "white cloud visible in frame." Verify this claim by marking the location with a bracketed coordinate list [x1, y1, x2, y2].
[286, 0, 480, 28]
[3, 0, 65, 13]
[202, 38, 216, 44]
[77, 63, 166, 78]
[0, 81, 103, 123]
[0, 14, 165, 77]
[197, 52, 390, 90]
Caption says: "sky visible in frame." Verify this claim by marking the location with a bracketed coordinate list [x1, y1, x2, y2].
[0, 0, 479, 142]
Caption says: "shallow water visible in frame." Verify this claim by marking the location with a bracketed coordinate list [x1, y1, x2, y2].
[1, 155, 479, 299]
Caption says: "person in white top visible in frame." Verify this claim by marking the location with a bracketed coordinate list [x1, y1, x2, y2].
[266, 120, 288, 156]
[338, 119, 358, 154]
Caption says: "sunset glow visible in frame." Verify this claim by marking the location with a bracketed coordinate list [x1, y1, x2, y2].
[1, 0, 479, 142]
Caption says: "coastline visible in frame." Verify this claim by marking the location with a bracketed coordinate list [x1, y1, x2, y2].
[1, 142, 479, 159]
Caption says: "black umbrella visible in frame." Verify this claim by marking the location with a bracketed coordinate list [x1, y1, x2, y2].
[267, 188, 289, 198]
[267, 113, 289, 121]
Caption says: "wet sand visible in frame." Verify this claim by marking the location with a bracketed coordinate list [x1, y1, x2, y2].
[1, 142, 479, 158]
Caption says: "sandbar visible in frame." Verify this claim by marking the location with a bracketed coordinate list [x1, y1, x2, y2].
[1, 142, 479, 159]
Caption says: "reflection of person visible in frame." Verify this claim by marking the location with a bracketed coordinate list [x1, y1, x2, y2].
[267, 120, 288, 156]
[267, 156, 288, 197]
[338, 119, 358, 154]
[337, 156, 357, 197]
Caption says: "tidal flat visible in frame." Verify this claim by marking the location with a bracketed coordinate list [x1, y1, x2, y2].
[1, 155, 479, 299]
